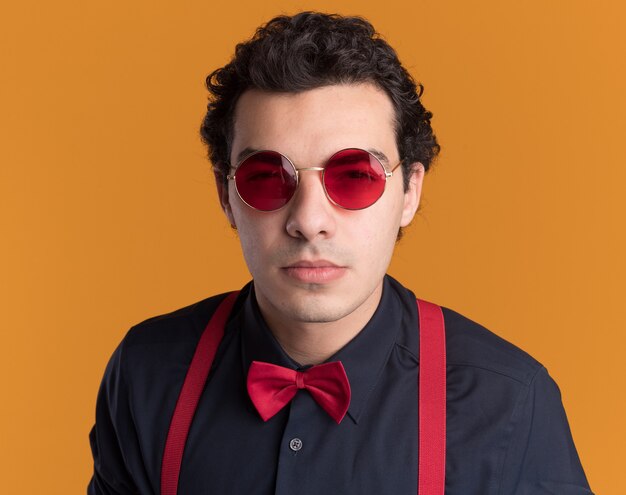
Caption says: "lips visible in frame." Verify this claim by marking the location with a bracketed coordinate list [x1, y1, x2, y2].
[281, 260, 347, 284]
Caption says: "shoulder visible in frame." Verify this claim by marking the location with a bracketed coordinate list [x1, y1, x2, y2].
[387, 275, 543, 387]
[122, 288, 246, 349]
[104, 287, 249, 396]
[109, 288, 247, 383]
[441, 305, 543, 386]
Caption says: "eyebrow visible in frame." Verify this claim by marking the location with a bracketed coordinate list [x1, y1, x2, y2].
[234, 147, 261, 165]
[234, 147, 391, 167]
[367, 148, 390, 166]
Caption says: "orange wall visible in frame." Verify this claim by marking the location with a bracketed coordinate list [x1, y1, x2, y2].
[1, 1, 623, 493]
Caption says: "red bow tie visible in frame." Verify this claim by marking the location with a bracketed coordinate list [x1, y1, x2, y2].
[247, 360, 351, 424]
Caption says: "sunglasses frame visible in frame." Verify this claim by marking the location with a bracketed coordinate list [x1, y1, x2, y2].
[226, 147, 403, 212]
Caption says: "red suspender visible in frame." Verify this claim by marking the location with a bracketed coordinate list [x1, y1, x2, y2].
[160, 291, 239, 495]
[161, 294, 446, 495]
[417, 299, 447, 495]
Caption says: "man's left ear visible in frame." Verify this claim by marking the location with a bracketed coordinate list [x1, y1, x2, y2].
[400, 162, 425, 227]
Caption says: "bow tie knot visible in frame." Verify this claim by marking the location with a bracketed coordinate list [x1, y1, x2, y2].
[295, 371, 305, 389]
[247, 360, 351, 424]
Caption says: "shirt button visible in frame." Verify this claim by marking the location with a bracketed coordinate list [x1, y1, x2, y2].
[289, 438, 303, 452]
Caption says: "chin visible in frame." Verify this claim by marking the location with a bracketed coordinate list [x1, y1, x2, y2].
[276, 295, 358, 324]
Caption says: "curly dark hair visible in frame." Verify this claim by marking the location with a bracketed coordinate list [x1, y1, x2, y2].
[200, 11, 440, 191]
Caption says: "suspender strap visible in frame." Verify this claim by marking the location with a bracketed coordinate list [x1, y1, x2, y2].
[417, 299, 447, 495]
[161, 294, 447, 495]
[160, 291, 239, 495]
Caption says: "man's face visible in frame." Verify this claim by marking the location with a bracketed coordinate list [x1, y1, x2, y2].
[218, 83, 424, 326]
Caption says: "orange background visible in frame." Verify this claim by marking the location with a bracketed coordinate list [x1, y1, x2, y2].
[1, 1, 623, 493]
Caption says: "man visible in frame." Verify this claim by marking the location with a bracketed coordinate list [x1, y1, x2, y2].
[88, 12, 593, 494]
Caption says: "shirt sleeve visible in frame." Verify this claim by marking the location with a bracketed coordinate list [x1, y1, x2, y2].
[87, 340, 141, 495]
[499, 366, 594, 494]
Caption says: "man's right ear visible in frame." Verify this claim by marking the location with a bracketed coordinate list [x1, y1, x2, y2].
[214, 170, 237, 229]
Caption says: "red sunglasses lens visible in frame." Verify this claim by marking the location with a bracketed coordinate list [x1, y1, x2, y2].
[235, 151, 297, 211]
[324, 149, 387, 209]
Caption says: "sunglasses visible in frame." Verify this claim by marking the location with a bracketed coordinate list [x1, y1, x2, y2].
[227, 148, 402, 211]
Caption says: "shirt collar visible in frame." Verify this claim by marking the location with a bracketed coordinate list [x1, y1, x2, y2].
[240, 276, 403, 424]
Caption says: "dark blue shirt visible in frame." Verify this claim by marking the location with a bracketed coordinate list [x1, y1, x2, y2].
[88, 275, 593, 494]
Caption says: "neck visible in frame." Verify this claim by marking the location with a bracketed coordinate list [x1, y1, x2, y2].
[255, 283, 383, 366]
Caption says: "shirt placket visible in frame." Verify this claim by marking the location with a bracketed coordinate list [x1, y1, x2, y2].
[274, 388, 327, 495]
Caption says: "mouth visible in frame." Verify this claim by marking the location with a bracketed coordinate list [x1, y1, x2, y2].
[281, 260, 347, 284]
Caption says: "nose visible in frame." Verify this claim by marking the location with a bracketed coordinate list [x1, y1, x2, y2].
[284, 169, 337, 241]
